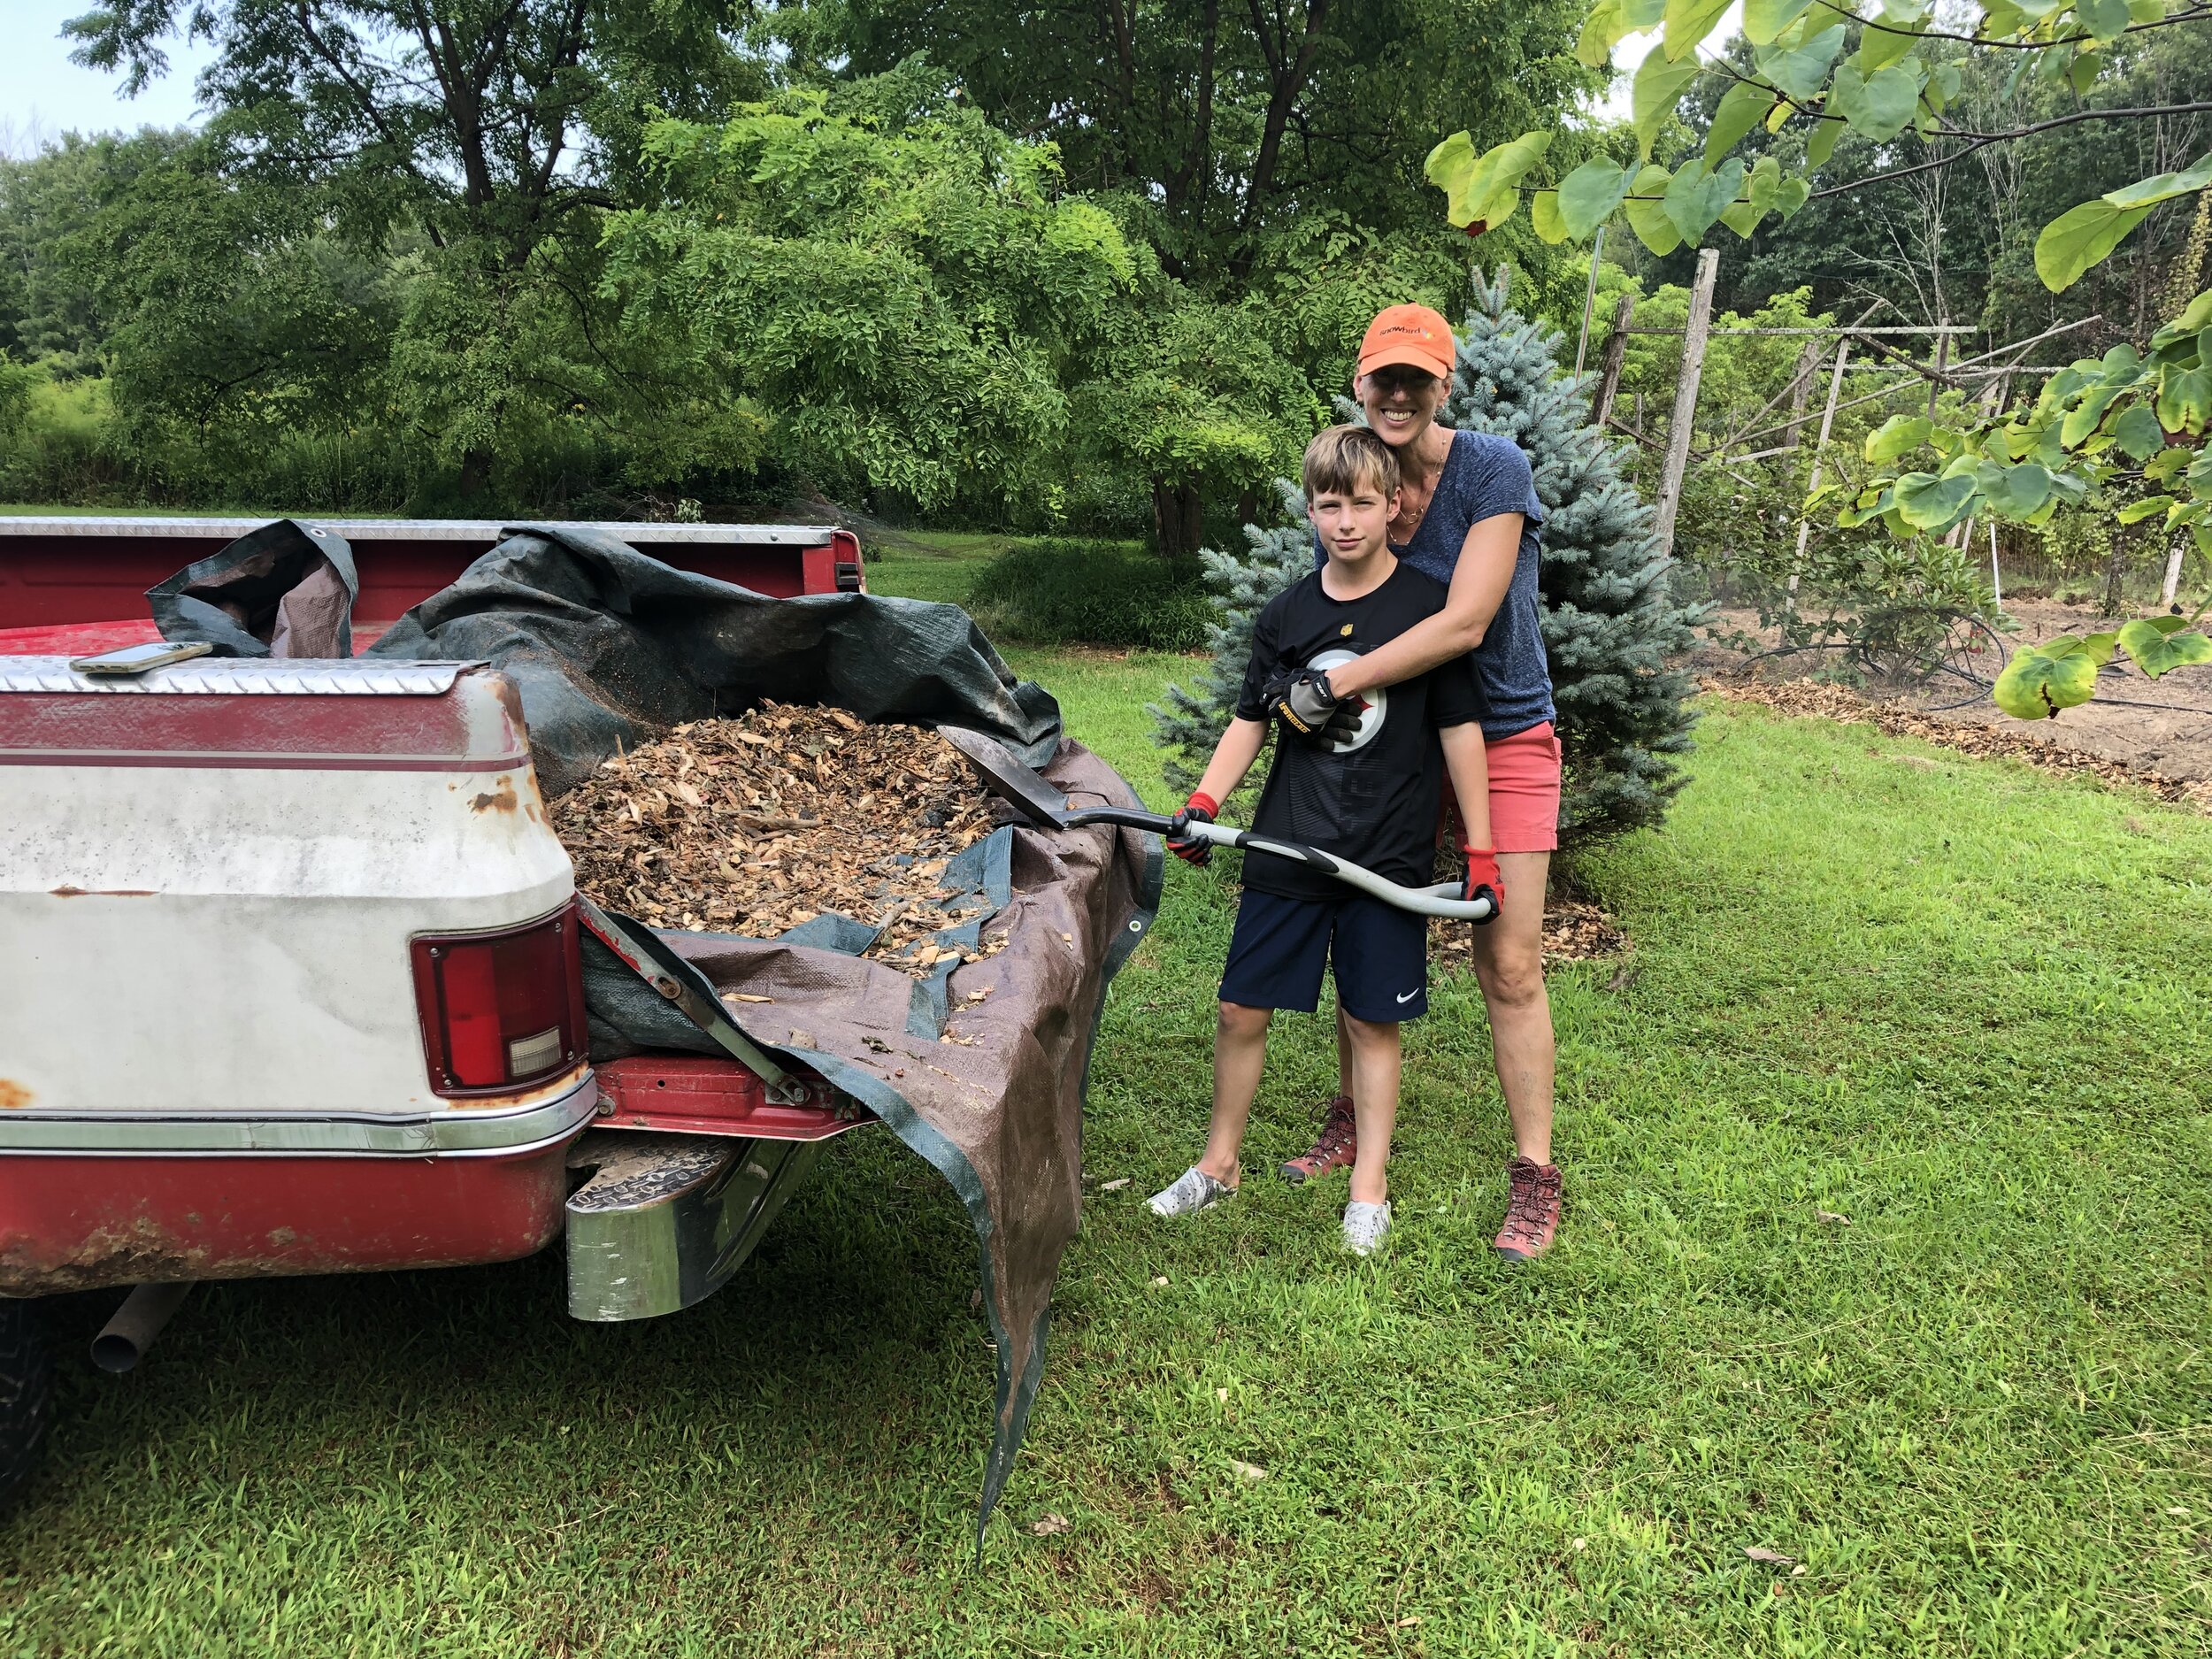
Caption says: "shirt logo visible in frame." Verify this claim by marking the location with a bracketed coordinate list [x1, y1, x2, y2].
[1340, 624, 1354, 637]
[1395, 989, 1419, 1004]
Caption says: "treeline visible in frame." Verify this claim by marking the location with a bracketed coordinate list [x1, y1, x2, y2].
[0, 0, 1594, 545]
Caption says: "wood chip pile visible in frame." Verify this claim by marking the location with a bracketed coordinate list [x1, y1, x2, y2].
[549, 703, 1007, 975]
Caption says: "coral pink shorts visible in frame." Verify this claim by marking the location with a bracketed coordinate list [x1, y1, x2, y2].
[1443, 721, 1562, 855]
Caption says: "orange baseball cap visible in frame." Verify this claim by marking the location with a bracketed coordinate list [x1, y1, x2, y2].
[1357, 303, 1455, 380]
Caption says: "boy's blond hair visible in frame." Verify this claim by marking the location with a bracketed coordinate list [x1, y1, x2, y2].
[1302, 424, 1400, 502]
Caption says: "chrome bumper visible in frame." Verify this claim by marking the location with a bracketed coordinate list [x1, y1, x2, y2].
[564, 1131, 823, 1322]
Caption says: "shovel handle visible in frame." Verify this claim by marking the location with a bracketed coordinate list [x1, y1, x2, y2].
[1059, 808, 1495, 923]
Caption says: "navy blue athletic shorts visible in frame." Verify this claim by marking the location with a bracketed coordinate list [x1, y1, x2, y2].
[1217, 889, 1429, 1023]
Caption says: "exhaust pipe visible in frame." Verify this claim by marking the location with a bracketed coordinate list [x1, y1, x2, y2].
[91, 1282, 194, 1374]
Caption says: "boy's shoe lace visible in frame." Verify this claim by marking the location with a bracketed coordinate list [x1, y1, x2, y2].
[1492, 1156, 1563, 1263]
[1279, 1094, 1357, 1185]
[1341, 1200, 1392, 1256]
[1148, 1166, 1234, 1218]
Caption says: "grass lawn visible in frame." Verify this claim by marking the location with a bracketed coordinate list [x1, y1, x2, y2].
[3, 658, 2208, 1655]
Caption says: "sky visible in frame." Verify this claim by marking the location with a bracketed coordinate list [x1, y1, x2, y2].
[1, 1, 218, 156]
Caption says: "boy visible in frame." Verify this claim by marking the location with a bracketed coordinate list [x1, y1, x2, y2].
[1148, 425, 1502, 1256]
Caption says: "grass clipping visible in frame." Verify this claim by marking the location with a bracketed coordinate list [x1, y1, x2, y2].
[550, 703, 1006, 976]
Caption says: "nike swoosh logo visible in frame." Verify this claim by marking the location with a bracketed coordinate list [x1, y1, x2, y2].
[1395, 989, 1419, 1004]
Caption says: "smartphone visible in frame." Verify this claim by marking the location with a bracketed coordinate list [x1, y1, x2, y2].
[69, 641, 217, 675]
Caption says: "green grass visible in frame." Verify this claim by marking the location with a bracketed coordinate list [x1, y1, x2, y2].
[4, 673, 2209, 1655]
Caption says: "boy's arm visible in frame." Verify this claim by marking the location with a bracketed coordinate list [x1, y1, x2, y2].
[1169, 718, 1267, 866]
[1193, 718, 1268, 810]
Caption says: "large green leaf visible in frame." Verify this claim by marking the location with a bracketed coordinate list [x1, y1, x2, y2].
[1833, 59, 1921, 140]
[2035, 198, 2154, 292]
[1981, 462, 2053, 517]
[1624, 164, 1684, 254]
[2116, 495, 2177, 525]
[1430, 130, 1554, 228]
[2074, 0, 2131, 39]
[1856, 21, 1916, 73]
[2118, 617, 2212, 679]
[2102, 154, 2212, 211]
[1529, 188, 1570, 243]
[1756, 24, 1847, 100]
[1893, 470, 1976, 531]
[1557, 158, 1636, 235]
[2157, 365, 2210, 434]
[2112, 402, 2166, 461]
[1578, 0, 1668, 66]
[1664, 0, 1737, 58]
[1705, 79, 1772, 164]
[2153, 287, 2212, 347]
[1634, 50, 1706, 157]
[1743, 0, 1815, 43]
[1773, 176, 1811, 219]
[1993, 636, 2112, 718]
[1807, 114, 1843, 168]
[1865, 414, 1932, 463]
[1663, 157, 1746, 242]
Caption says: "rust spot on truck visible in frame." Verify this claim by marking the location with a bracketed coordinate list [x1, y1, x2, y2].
[470, 777, 519, 814]
[0, 1079, 31, 1109]
[50, 886, 157, 898]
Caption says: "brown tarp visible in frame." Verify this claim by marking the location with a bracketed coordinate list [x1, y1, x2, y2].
[150, 520, 1162, 1538]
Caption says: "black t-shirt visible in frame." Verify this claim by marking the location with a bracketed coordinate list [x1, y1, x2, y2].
[1234, 561, 1484, 901]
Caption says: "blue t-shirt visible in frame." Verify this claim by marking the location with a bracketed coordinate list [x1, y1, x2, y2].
[1317, 428, 1553, 740]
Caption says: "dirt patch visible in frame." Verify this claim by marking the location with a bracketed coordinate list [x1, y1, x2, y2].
[1699, 599, 2212, 781]
[549, 703, 1010, 975]
[1709, 676, 2212, 814]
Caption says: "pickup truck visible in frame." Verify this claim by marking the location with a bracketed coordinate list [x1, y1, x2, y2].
[0, 518, 881, 1507]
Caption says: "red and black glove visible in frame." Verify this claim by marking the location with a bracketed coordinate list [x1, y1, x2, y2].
[1461, 845, 1504, 923]
[1168, 793, 1217, 866]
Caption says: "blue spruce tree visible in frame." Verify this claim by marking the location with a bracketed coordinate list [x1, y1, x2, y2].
[1153, 268, 1702, 843]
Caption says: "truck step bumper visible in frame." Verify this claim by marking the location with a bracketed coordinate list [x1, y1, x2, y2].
[564, 1131, 822, 1322]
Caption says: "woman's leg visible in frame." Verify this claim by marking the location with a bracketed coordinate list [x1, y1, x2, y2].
[1467, 851, 1554, 1164]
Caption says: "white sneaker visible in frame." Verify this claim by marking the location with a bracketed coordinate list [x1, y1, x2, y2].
[1342, 1200, 1392, 1256]
[1148, 1166, 1234, 1217]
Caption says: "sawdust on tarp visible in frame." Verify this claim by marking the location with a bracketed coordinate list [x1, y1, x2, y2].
[549, 702, 1010, 974]
[1708, 676, 2212, 814]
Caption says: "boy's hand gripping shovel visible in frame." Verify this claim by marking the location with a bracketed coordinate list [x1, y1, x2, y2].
[939, 726, 1495, 924]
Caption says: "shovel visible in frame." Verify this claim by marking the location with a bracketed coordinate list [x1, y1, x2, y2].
[938, 726, 1495, 924]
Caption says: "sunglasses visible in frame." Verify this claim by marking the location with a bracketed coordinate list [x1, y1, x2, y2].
[1365, 365, 1440, 395]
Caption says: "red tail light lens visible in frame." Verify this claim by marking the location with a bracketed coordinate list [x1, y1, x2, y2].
[411, 904, 587, 1097]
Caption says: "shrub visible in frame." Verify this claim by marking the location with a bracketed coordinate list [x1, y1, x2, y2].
[966, 539, 1213, 651]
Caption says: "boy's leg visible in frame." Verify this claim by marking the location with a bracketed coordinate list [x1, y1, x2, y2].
[1341, 1015, 1401, 1207]
[1196, 1002, 1271, 1186]
[1330, 897, 1427, 1210]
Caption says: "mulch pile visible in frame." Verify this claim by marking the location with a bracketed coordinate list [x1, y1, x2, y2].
[1429, 895, 1629, 966]
[549, 703, 1007, 975]
[1707, 676, 2212, 815]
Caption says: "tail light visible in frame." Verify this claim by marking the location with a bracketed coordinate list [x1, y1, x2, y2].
[411, 904, 588, 1097]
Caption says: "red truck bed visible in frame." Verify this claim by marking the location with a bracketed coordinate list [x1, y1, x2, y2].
[0, 517, 863, 649]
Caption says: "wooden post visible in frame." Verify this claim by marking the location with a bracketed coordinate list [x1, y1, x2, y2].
[1783, 340, 1821, 450]
[1593, 291, 1634, 428]
[1574, 225, 1606, 380]
[1785, 336, 1852, 618]
[1928, 326, 1949, 419]
[1653, 247, 1719, 557]
[2162, 537, 2186, 608]
[1992, 521, 2005, 612]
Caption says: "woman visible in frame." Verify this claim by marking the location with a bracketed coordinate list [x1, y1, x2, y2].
[1276, 303, 1563, 1263]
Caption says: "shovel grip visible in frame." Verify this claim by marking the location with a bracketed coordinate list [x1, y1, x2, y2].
[1057, 809, 1495, 923]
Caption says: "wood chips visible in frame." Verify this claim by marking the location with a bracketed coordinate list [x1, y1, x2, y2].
[549, 702, 1007, 975]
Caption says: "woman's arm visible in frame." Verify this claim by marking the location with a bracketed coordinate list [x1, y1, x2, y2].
[1324, 512, 1522, 698]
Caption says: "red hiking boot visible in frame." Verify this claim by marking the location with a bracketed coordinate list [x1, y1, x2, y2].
[1279, 1094, 1357, 1185]
[1493, 1156, 1563, 1262]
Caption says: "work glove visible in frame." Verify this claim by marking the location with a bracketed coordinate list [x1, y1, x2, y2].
[1461, 846, 1504, 924]
[1268, 670, 1363, 747]
[1168, 793, 1217, 866]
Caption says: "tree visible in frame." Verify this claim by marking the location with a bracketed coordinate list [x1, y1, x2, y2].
[601, 81, 1141, 516]
[763, 0, 1598, 287]
[1427, 1, 2212, 298]
[1152, 270, 1704, 842]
